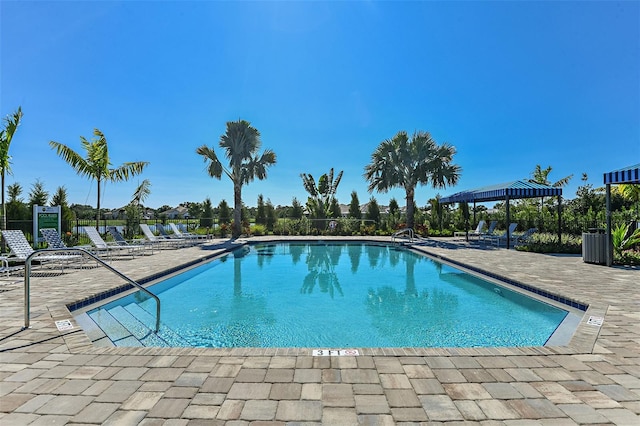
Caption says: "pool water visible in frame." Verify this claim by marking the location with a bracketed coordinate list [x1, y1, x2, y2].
[91, 242, 569, 348]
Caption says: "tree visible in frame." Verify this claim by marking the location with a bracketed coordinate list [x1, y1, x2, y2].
[256, 194, 266, 225]
[218, 199, 231, 224]
[615, 184, 640, 220]
[200, 198, 214, 231]
[196, 119, 276, 237]
[367, 196, 381, 225]
[349, 191, 361, 219]
[531, 164, 573, 188]
[290, 197, 304, 219]
[124, 179, 151, 239]
[28, 179, 49, 207]
[265, 199, 276, 231]
[6, 183, 28, 221]
[330, 197, 342, 218]
[389, 197, 399, 216]
[186, 202, 204, 219]
[50, 128, 149, 229]
[51, 186, 75, 234]
[364, 130, 460, 229]
[301, 168, 343, 221]
[0, 106, 23, 237]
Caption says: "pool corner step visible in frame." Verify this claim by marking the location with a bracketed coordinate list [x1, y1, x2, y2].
[122, 303, 191, 347]
[87, 308, 143, 347]
[108, 305, 171, 347]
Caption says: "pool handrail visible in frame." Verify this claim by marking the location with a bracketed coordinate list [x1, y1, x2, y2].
[23, 247, 161, 333]
[392, 227, 415, 243]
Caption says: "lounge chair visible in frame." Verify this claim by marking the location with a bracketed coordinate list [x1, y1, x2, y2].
[82, 226, 147, 259]
[2, 229, 84, 271]
[478, 221, 498, 243]
[484, 223, 518, 247]
[512, 227, 538, 247]
[107, 226, 155, 254]
[169, 222, 208, 240]
[139, 224, 186, 248]
[40, 228, 90, 250]
[454, 220, 486, 239]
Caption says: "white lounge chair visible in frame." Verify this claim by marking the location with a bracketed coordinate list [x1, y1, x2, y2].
[485, 223, 518, 247]
[156, 223, 196, 245]
[2, 229, 84, 271]
[139, 224, 186, 248]
[106, 226, 155, 254]
[169, 223, 208, 240]
[478, 221, 499, 243]
[512, 227, 538, 246]
[82, 226, 147, 259]
[454, 220, 486, 239]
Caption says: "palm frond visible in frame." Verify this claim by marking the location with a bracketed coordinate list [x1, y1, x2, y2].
[196, 144, 226, 179]
[49, 141, 95, 179]
[131, 179, 152, 205]
[110, 161, 149, 182]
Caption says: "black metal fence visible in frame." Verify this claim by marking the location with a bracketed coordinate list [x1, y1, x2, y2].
[3, 209, 637, 245]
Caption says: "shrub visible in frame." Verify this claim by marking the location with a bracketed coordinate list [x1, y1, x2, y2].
[616, 250, 640, 266]
[516, 232, 581, 254]
[251, 224, 266, 236]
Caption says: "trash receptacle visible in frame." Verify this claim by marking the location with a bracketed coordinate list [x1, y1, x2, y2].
[582, 228, 606, 264]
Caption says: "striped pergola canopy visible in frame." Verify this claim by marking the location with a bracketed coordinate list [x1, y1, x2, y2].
[440, 180, 562, 204]
[603, 163, 640, 185]
[603, 163, 639, 266]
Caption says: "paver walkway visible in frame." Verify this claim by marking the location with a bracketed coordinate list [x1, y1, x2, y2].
[0, 236, 638, 425]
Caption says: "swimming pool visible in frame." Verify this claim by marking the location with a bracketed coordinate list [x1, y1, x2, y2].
[82, 242, 574, 348]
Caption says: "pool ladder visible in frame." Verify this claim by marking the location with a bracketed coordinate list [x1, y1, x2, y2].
[22, 247, 161, 333]
[392, 227, 415, 243]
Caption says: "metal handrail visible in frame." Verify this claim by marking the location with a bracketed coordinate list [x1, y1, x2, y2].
[23, 247, 161, 332]
[392, 227, 415, 243]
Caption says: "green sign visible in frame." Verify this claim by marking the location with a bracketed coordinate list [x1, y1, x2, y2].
[32, 205, 61, 246]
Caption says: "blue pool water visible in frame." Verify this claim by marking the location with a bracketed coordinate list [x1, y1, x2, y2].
[90, 242, 569, 348]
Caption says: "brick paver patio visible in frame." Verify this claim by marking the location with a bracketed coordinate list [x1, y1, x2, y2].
[0, 236, 638, 424]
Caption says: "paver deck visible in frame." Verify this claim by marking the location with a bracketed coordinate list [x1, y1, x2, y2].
[0, 236, 638, 425]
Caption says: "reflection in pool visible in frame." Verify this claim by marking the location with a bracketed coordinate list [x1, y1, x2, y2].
[88, 242, 569, 348]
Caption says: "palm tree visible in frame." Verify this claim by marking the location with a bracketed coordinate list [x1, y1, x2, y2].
[364, 130, 460, 229]
[196, 119, 276, 237]
[530, 164, 573, 212]
[531, 164, 573, 188]
[50, 128, 149, 229]
[124, 179, 151, 239]
[615, 184, 640, 221]
[0, 106, 23, 237]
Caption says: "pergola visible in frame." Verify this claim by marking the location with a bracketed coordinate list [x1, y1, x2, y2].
[440, 180, 563, 249]
[604, 163, 640, 266]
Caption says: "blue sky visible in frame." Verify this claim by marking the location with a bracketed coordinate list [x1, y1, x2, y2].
[2, 1, 639, 210]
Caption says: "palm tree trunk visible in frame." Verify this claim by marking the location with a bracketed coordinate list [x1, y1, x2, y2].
[96, 177, 101, 230]
[406, 188, 415, 229]
[233, 182, 242, 237]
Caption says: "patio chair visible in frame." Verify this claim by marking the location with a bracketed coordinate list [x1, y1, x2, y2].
[512, 227, 538, 247]
[107, 226, 155, 255]
[139, 224, 186, 248]
[478, 221, 498, 243]
[1, 229, 84, 271]
[485, 223, 518, 247]
[454, 220, 485, 239]
[169, 222, 208, 240]
[82, 226, 146, 259]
